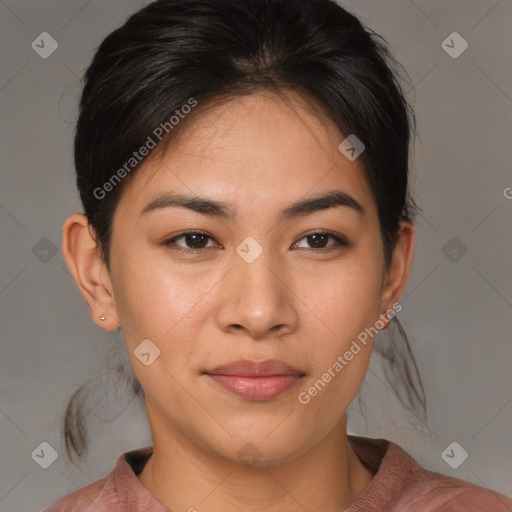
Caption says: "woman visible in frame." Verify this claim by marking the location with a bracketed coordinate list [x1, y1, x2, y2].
[44, 0, 512, 510]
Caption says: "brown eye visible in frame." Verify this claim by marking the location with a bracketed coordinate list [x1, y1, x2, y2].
[293, 231, 348, 251]
[164, 231, 216, 253]
[164, 230, 348, 255]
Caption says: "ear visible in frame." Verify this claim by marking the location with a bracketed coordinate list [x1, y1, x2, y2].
[61, 213, 119, 331]
[378, 221, 415, 327]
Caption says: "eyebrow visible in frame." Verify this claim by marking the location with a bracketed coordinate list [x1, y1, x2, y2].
[140, 189, 365, 221]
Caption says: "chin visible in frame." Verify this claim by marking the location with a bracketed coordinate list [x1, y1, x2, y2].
[211, 432, 311, 469]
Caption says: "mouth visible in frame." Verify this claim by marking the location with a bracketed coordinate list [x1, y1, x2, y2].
[204, 359, 306, 401]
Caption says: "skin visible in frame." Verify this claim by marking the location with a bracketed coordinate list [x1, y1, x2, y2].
[62, 90, 414, 512]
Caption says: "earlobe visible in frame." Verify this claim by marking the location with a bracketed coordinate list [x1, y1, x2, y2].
[378, 221, 415, 326]
[61, 213, 120, 331]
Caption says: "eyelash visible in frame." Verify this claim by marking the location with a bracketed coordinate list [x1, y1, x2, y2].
[163, 230, 349, 255]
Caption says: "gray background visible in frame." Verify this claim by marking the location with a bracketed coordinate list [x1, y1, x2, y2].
[1, 0, 511, 511]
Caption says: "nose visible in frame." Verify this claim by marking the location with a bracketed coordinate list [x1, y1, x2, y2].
[215, 246, 299, 341]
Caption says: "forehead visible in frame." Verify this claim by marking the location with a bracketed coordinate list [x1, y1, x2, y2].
[117, 91, 376, 222]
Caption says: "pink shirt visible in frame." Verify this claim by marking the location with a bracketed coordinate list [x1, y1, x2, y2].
[42, 435, 512, 511]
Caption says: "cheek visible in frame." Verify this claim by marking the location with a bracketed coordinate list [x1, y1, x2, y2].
[110, 253, 215, 391]
[297, 352, 370, 441]
[111, 257, 203, 408]
[306, 259, 382, 346]
[110, 250, 195, 338]
[298, 254, 382, 400]
[297, 270, 379, 426]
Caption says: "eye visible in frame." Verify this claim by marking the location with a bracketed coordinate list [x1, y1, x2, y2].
[293, 231, 348, 252]
[164, 230, 217, 254]
[164, 230, 348, 255]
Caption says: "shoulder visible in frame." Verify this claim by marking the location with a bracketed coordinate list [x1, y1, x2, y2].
[41, 445, 155, 512]
[41, 476, 109, 512]
[403, 467, 512, 511]
[348, 435, 512, 512]
[385, 439, 512, 511]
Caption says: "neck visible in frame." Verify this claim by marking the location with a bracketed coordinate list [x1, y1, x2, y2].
[137, 416, 374, 512]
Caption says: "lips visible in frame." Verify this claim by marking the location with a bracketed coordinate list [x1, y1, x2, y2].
[204, 359, 305, 401]
[206, 358, 305, 377]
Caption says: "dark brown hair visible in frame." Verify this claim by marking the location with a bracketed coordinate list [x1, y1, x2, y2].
[63, 0, 426, 462]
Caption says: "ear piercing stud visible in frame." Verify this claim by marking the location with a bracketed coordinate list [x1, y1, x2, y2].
[100, 315, 106, 321]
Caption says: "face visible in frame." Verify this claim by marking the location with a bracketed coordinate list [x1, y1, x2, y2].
[72, 91, 411, 465]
